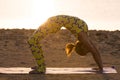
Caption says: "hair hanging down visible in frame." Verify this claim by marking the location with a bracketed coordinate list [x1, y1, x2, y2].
[65, 41, 90, 57]
[65, 43, 75, 57]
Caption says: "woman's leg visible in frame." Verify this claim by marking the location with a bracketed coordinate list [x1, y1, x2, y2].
[28, 29, 46, 73]
[28, 22, 60, 74]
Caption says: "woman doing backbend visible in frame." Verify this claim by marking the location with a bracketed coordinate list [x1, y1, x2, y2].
[28, 15, 103, 74]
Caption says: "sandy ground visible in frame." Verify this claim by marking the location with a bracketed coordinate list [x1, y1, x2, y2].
[0, 29, 120, 80]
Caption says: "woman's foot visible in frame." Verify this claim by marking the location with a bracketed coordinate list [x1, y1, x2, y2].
[30, 66, 45, 74]
[29, 69, 45, 74]
[31, 66, 38, 69]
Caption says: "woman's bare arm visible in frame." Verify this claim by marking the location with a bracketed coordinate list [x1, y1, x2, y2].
[78, 32, 103, 72]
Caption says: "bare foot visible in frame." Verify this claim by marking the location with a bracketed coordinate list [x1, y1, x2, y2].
[29, 69, 45, 74]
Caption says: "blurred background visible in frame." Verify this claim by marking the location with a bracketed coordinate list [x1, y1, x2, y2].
[0, 0, 120, 31]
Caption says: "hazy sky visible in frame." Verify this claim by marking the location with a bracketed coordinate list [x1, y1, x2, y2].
[0, 0, 120, 30]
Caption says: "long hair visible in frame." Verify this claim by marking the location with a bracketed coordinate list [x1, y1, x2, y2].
[65, 43, 75, 57]
[65, 41, 89, 57]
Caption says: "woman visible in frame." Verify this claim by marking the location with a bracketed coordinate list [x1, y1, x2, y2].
[28, 15, 103, 74]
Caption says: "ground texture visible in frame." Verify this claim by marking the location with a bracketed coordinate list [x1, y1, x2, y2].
[0, 29, 120, 80]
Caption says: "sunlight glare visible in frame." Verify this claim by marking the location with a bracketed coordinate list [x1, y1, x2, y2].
[0, 0, 57, 29]
[31, 0, 56, 27]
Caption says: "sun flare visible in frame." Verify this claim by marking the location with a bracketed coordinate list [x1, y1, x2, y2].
[31, 0, 56, 25]
[5, 0, 57, 29]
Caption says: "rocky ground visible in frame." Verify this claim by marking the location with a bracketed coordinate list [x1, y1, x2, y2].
[0, 29, 120, 80]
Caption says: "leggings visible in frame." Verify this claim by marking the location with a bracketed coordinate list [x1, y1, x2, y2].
[28, 15, 88, 72]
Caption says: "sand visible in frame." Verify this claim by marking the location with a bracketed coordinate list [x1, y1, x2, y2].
[0, 29, 120, 80]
